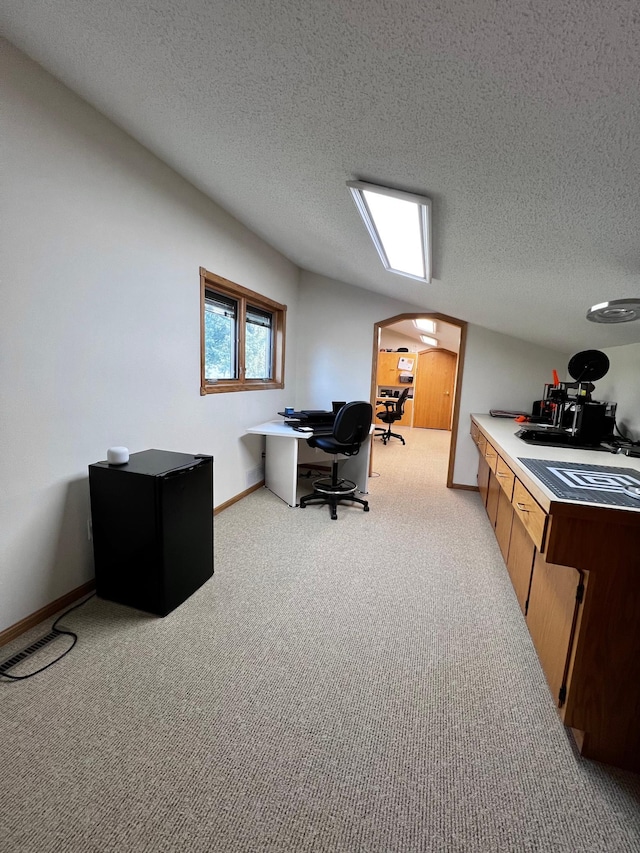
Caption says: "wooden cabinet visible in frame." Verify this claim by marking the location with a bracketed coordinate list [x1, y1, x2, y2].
[505, 513, 535, 613]
[512, 479, 547, 551]
[495, 456, 515, 499]
[526, 552, 585, 707]
[495, 487, 514, 562]
[477, 454, 490, 506]
[471, 414, 640, 772]
[376, 352, 415, 386]
[376, 352, 415, 427]
[486, 469, 500, 525]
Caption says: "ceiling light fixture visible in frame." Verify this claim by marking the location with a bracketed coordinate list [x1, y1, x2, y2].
[347, 180, 432, 283]
[414, 318, 437, 334]
[420, 335, 438, 347]
[586, 298, 640, 324]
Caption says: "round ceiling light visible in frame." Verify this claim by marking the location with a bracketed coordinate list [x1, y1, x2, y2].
[586, 298, 640, 324]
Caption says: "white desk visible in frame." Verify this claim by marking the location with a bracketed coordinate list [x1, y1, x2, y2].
[246, 420, 371, 507]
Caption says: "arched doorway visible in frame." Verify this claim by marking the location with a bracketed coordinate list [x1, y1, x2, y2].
[369, 313, 468, 487]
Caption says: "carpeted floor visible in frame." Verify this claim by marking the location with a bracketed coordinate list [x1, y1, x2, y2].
[2, 427, 639, 852]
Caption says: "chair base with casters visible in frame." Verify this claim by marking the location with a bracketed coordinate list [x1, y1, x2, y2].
[298, 400, 373, 521]
[374, 423, 405, 445]
[299, 456, 369, 520]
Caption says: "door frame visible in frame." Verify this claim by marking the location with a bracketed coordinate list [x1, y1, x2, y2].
[370, 312, 468, 488]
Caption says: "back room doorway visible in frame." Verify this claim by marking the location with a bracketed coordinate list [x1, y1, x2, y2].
[369, 313, 467, 488]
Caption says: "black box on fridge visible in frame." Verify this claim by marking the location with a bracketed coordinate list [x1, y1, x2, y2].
[88, 450, 214, 616]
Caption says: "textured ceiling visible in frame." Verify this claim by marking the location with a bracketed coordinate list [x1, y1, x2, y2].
[3, 0, 640, 354]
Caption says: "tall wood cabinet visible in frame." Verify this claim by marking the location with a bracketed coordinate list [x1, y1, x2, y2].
[375, 351, 415, 427]
[470, 415, 640, 773]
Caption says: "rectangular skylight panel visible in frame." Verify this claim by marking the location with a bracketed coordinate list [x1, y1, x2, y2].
[362, 189, 425, 279]
[420, 335, 438, 347]
[347, 180, 432, 283]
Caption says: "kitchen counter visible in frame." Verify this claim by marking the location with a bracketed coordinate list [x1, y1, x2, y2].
[472, 413, 640, 517]
[470, 413, 640, 773]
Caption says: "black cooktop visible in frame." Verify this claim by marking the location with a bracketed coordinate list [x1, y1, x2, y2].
[518, 458, 640, 508]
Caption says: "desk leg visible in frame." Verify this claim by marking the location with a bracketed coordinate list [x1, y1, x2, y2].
[265, 435, 299, 507]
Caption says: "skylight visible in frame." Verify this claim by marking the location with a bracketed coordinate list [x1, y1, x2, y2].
[414, 318, 437, 334]
[420, 335, 438, 347]
[347, 181, 432, 283]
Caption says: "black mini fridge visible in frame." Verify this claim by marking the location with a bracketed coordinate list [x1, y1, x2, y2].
[88, 449, 214, 616]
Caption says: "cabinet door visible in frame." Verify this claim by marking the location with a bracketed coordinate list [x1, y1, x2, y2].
[377, 352, 401, 385]
[495, 487, 513, 562]
[477, 455, 490, 506]
[396, 399, 413, 426]
[486, 469, 500, 525]
[505, 513, 535, 614]
[526, 552, 583, 707]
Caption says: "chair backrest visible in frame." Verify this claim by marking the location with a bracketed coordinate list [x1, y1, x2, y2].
[333, 401, 373, 445]
[396, 388, 410, 413]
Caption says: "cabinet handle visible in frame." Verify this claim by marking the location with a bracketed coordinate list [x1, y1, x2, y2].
[496, 472, 507, 478]
[516, 501, 529, 512]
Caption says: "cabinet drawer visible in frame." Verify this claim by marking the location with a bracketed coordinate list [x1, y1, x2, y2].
[470, 421, 479, 444]
[495, 456, 515, 500]
[512, 479, 547, 551]
[484, 441, 498, 473]
[477, 433, 487, 454]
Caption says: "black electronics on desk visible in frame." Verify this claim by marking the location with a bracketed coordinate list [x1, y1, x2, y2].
[278, 409, 336, 430]
[88, 449, 214, 616]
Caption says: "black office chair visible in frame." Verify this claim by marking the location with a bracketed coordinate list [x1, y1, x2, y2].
[299, 401, 372, 520]
[375, 388, 410, 445]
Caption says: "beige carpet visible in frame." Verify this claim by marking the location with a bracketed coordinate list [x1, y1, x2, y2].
[2, 427, 640, 852]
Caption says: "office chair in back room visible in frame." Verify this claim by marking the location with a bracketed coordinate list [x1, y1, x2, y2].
[299, 401, 373, 520]
[375, 388, 410, 445]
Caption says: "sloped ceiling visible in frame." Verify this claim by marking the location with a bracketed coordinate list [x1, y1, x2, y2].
[2, 0, 640, 354]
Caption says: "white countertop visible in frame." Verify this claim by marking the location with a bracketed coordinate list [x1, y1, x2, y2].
[472, 413, 640, 514]
[246, 420, 303, 437]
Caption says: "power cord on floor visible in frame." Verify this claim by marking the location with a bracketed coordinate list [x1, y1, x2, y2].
[0, 593, 96, 681]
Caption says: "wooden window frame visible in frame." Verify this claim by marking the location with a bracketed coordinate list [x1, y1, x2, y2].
[200, 267, 286, 395]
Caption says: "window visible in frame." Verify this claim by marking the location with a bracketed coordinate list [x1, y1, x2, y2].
[200, 268, 286, 394]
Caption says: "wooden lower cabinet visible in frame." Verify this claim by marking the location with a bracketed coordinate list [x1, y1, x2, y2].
[505, 512, 534, 614]
[472, 416, 640, 771]
[477, 455, 490, 506]
[525, 552, 585, 707]
[486, 469, 500, 525]
[494, 488, 513, 562]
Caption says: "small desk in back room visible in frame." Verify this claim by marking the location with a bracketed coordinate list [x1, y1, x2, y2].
[246, 421, 372, 507]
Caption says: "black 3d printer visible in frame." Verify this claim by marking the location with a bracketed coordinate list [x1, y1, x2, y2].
[516, 349, 618, 449]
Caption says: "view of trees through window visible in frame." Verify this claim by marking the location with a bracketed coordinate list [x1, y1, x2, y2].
[204, 305, 235, 380]
[200, 268, 285, 394]
[245, 307, 272, 379]
[204, 293, 273, 381]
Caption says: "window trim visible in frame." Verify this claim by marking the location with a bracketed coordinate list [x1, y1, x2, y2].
[200, 267, 286, 395]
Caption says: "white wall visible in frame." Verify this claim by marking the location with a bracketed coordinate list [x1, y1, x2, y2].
[379, 329, 421, 352]
[0, 41, 300, 631]
[294, 273, 427, 407]
[453, 325, 571, 485]
[296, 274, 572, 488]
[597, 343, 640, 442]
